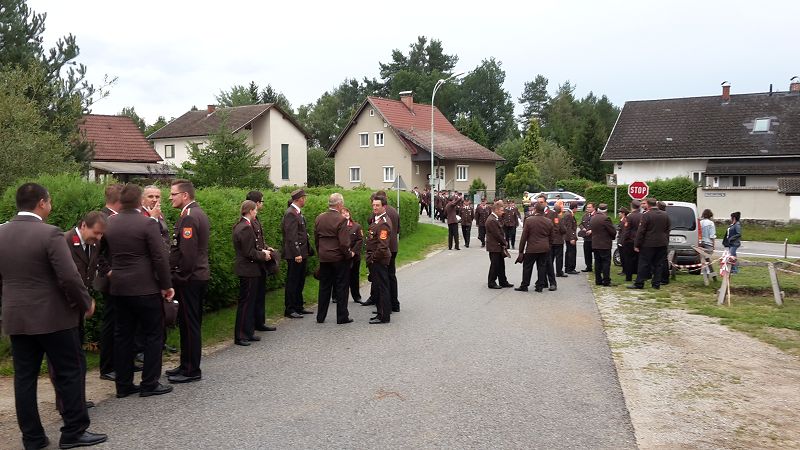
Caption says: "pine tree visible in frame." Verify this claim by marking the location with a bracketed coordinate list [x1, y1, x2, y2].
[521, 119, 543, 163]
[518, 74, 550, 128]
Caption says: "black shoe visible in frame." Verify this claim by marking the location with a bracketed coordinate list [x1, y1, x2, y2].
[465, 245, 469, 248]
[556, 274, 568, 278]
[455, 247, 460, 250]
[164, 344, 178, 353]
[626, 285, 643, 289]
[255, 325, 276, 331]
[85, 401, 95, 409]
[299, 309, 314, 314]
[352, 297, 363, 304]
[582, 268, 593, 272]
[25, 436, 49, 450]
[603, 283, 613, 287]
[140, 383, 173, 397]
[566, 270, 580, 275]
[99, 372, 116, 382]
[534, 288, 543, 293]
[235, 339, 251, 346]
[337, 318, 354, 324]
[391, 307, 400, 312]
[361, 300, 375, 306]
[165, 366, 183, 376]
[500, 283, 514, 288]
[514, 287, 528, 292]
[652, 285, 661, 290]
[369, 318, 389, 324]
[168, 374, 201, 384]
[246, 335, 261, 342]
[133, 364, 143, 373]
[116, 385, 141, 398]
[135, 353, 144, 363]
[332, 299, 338, 303]
[284, 312, 303, 318]
[488, 285, 502, 290]
[58, 431, 107, 449]
[548, 286, 557, 291]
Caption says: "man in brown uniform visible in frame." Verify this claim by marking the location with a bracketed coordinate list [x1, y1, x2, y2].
[475, 197, 491, 248]
[97, 183, 122, 381]
[232, 200, 271, 346]
[486, 200, 514, 289]
[547, 204, 568, 280]
[105, 184, 174, 398]
[0, 183, 107, 449]
[166, 179, 210, 384]
[589, 203, 617, 286]
[246, 191, 277, 332]
[622, 200, 642, 282]
[315, 193, 353, 324]
[579, 202, 596, 272]
[363, 191, 401, 312]
[563, 203, 579, 274]
[516, 203, 555, 292]
[342, 207, 363, 303]
[629, 198, 671, 289]
[445, 193, 462, 250]
[366, 196, 392, 324]
[282, 189, 313, 318]
[459, 197, 474, 248]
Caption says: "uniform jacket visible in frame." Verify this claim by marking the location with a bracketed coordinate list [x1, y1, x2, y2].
[347, 220, 363, 259]
[562, 210, 578, 243]
[445, 198, 461, 225]
[589, 212, 617, 250]
[485, 213, 507, 253]
[281, 204, 310, 259]
[578, 211, 593, 240]
[368, 205, 400, 253]
[502, 206, 521, 227]
[546, 210, 567, 245]
[459, 203, 474, 226]
[518, 214, 554, 254]
[617, 217, 628, 244]
[94, 206, 118, 293]
[170, 202, 210, 282]
[474, 204, 491, 227]
[366, 214, 392, 266]
[623, 210, 642, 245]
[0, 215, 93, 335]
[143, 209, 171, 248]
[64, 228, 99, 290]
[314, 209, 351, 263]
[634, 209, 671, 248]
[233, 217, 267, 277]
[103, 209, 172, 296]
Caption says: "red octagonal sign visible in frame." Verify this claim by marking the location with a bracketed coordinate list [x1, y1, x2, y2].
[628, 181, 649, 200]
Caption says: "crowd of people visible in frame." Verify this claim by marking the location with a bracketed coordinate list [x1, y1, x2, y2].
[0, 182, 402, 449]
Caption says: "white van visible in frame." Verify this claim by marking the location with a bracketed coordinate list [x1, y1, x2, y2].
[663, 201, 701, 265]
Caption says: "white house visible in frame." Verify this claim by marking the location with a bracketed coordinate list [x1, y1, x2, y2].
[149, 104, 310, 187]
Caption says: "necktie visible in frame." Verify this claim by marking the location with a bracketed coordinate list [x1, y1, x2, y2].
[84, 245, 91, 260]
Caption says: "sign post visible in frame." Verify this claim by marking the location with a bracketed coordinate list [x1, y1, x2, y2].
[606, 174, 618, 214]
[628, 180, 649, 201]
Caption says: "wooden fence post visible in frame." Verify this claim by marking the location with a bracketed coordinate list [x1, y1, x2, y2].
[767, 263, 784, 306]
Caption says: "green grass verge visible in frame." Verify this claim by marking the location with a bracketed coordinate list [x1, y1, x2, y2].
[0, 224, 448, 376]
[716, 223, 800, 244]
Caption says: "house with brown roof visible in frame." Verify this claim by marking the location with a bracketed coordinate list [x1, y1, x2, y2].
[328, 92, 504, 192]
[601, 78, 800, 221]
[80, 114, 175, 182]
[148, 104, 309, 187]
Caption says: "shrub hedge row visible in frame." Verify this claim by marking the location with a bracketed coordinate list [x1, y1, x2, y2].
[583, 177, 698, 208]
[0, 173, 419, 315]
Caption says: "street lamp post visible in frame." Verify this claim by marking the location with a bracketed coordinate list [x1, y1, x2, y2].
[430, 72, 465, 224]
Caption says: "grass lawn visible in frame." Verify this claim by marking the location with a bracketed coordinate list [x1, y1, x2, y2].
[0, 223, 448, 376]
[594, 257, 800, 356]
[716, 223, 800, 244]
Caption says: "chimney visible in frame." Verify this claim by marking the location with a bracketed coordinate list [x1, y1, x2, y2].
[721, 81, 731, 102]
[207, 105, 216, 114]
[399, 91, 414, 111]
[791, 76, 800, 93]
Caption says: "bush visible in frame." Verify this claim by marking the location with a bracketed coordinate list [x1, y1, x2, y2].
[468, 178, 487, 197]
[583, 177, 697, 208]
[556, 178, 596, 196]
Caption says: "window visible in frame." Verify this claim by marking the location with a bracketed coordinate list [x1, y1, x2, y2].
[456, 165, 469, 181]
[164, 145, 175, 159]
[753, 118, 771, 133]
[374, 132, 384, 146]
[383, 166, 395, 182]
[349, 167, 361, 183]
[732, 176, 746, 187]
[692, 171, 705, 186]
[369, 109, 375, 117]
[359, 133, 369, 147]
[281, 144, 289, 180]
[415, 164, 420, 175]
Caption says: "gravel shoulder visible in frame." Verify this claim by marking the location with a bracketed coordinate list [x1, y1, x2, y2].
[595, 287, 800, 449]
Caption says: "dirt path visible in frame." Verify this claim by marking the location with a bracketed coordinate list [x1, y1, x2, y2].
[596, 289, 800, 449]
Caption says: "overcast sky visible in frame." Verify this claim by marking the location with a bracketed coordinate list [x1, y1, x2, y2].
[28, 0, 799, 124]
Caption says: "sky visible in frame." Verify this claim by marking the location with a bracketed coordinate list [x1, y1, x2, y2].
[28, 0, 800, 125]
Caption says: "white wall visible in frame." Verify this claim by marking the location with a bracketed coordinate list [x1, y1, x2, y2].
[265, 108, 308, 187]
[789, 196, 800, 220]
[614, 160, 707, 184]
[152, 137, 208, 167]
[698, 188, 790, 221]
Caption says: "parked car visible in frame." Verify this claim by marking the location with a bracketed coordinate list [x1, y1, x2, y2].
[540, 191, 586, 210]
[663, 201, 701, 266]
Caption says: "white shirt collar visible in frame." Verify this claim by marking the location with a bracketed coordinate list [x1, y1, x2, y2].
[375, 212, 386, 220]
[491, 212, 499, 219]
[18, 211, 43, 221]
[181, 201, 196, 216]
[105, 206, 118, 215]
[74, 227, 87, 248]
[291, 203, 301, 213]
[242, 216, 251, 224]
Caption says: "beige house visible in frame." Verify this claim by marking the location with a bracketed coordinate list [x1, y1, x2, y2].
[328, 93, 503, 191]
[149, 104, 310, 187]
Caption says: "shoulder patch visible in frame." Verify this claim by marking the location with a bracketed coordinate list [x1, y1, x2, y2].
[380, 229, 389, 240]
[182, 227, 193, 239]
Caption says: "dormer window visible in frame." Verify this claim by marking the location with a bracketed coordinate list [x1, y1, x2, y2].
[753, 118, 771, 133]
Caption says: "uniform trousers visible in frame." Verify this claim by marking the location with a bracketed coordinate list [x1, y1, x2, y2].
[546, 252, 557, 287]
[564, 241, 577, 272]
[593, 248, 612, 285]
[621, 242, 638, 281]
[98, 293, 115, 375]
[551, 243, 565, 276]
[114, 294, 164, 391]
[389, 252, 399, 310]
[488, 252, 509, 287]
[420, 203, 430, 216]
[254, 271, 268, 327]
[519, 252, 549, 290]
[504, 226, 516, 248]
[348, 256, 362, 301]
[235, 276, 259, 341]
[177, 280, 206, 377]
[448, 223, 460, 249]
[369, 262, 391, 322]
[634, 246, 668, 288]
[12, 327, 89, 447]
[478, 225, 486, 246]
[49, 322, 87, 415]
[284, 258, 307, 315]
[461, 225, 472, 247]
[583, 239, 593, 270]
[317, 260, 350, 323]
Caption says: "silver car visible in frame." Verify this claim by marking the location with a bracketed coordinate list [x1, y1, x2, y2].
[664, 201, 701, 265]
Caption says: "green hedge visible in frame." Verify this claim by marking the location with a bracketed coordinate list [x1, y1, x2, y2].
[1, 174, 418, 334]
[583, 177, 697, 208]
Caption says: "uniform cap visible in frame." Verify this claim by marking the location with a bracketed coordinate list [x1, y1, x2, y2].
[291, 189, 306, 200]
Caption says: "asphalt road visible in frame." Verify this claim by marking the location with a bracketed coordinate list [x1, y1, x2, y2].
[42, 231, 636, 449]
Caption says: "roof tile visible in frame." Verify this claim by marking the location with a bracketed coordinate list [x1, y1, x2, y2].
[79, 115, 162, 163]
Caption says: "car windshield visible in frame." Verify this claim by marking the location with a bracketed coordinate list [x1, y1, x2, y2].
[666, 206, 696, 231]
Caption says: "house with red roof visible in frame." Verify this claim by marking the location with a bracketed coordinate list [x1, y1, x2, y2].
[328, 92, 504, 191]
[80, 114, 175, 182]
[148, 104, 310, 187]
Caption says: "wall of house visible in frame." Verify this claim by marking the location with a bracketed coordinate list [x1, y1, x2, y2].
[334, 107, 412, 189]
[789, 196, 800, 221]
[265, 108, 307, 187]
[153, 137, 208, 167]
[614, 160, 707, 184]
[697, 187, 790, 221]
[706, 175, 777, 188]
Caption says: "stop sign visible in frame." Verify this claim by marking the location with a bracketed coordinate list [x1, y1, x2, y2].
[628, 181, 649, 200]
